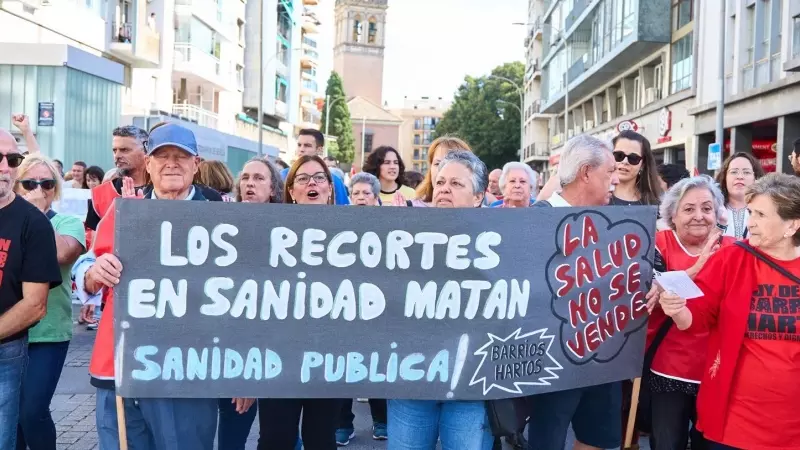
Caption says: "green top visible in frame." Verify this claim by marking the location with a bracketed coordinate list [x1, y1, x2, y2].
[29, 213, 86, 343]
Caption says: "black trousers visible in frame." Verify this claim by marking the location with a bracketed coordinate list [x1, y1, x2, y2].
[338, 398, 387, 428]
[650, 391, 707, 450]
[257, 398, 341, 450]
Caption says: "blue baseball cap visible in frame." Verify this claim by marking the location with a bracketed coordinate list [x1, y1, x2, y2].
[147, 123, 199, 156]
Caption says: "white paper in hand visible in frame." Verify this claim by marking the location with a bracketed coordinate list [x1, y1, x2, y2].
[654, 271, 704, 299]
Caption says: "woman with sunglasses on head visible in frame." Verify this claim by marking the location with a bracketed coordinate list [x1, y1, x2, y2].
[13, 155, 86, 450]
[611, 131, 663, 206]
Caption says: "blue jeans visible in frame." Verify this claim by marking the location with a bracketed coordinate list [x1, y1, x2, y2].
[95, 388, 218, 450]
[0, 337, 28, 450]
[527, 382, 622, 450]
[387, 399, 493, 450]
[218, 398, 257, 450]
[17, 341, 70, 450]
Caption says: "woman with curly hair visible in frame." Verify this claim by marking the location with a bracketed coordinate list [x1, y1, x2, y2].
[362, 146, 416, 206]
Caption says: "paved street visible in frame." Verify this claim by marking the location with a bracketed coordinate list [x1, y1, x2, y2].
[53, 306, 650, 450]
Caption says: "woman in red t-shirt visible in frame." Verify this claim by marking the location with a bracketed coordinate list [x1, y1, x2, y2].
[649, 175, 734, 450]
[659, 173, 800, 450]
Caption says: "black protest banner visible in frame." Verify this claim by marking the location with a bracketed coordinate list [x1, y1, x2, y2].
[113, 200, 656, 400]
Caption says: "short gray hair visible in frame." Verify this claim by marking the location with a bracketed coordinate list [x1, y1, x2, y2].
[500, 162, 539, 195]
[437, 150, 488, 195]
[235, 157, 284, 203]
[349, 172, 380, 197]
[112, 125, 149, 150]
[659, 175, 725, 230]
[557, 134, 613, 186]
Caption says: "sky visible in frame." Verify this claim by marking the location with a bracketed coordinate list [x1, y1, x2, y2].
[314, 0, 528, 108]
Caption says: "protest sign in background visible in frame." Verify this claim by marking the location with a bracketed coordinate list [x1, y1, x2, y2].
[52, 188, 91, 220]
[114, 200, 656, 400]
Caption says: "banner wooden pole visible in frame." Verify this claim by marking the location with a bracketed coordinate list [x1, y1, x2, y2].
[116, 395, 129, 450]
[623, 377, 642, 450]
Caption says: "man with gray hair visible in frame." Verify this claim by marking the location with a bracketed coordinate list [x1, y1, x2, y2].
[0, 129, 61, 448]
[536, 134, 619, 208]
[528, 134, 622, 450]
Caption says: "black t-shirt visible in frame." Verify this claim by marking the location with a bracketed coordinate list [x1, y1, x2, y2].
[85, 179, 223, 230]
[0, 195, 62, 341]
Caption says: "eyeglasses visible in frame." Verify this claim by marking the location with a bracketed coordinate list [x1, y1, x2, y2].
[728, 169, 754, 177]
[613, 151, 643, 165]
[294, 173, 329, 186]
[20, 179, 57, 191]
[0, 153, 24, 168]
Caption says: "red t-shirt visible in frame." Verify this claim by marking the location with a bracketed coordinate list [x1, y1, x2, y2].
[649, 230, 733, 382]
[721, 254, 800, 449]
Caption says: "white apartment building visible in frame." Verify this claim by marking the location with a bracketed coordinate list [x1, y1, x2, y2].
[0, 0, 280, 173]
[537, 0, 697, 174]
[521, 0, 549, 174]
[692, 0, 800, 175]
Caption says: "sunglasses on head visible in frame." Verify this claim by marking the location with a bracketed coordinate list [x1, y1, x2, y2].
[0, 153, 24, 168]
[613, 151, 643, 165]
[20, 179, 57, 191]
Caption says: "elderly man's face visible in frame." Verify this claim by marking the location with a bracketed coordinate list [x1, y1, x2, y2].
[488, 169, 502, 195]
[433, 162, 484, 208]
[0, 131, 22, 200]
[586, 152, 619, 206]
[146, 146, 198, 194]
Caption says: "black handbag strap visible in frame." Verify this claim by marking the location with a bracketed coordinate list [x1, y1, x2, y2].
[735, 241, 800, 284]
[45, 209, 57, 219]
[643, 316, 673, 369]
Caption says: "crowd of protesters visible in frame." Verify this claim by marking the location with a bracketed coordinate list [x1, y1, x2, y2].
[0, 111, 799, 450]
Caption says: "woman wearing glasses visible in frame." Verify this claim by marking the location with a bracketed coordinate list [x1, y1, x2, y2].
[610, 130, 663, 206]
[13, 155, 86, 450]
[715, 152, 765, 240]
[257, 155, 340, 450]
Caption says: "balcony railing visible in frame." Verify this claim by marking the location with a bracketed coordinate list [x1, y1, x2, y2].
[522, 142, 549, 160]
[302, 36, 317, 48]
[275, 100, 288, 118]
[172, 103, 219, 129]
[112, 22, 132, 43]
[304, 48, 319, 59]
[174, 43, 236, 89]
[301, 109, 321, 126]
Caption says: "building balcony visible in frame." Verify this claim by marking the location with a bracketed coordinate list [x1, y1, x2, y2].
[301, 80, 319, 97]
[108, 21, 161, 68]
[302, 36, 318, 50]
[301, 67, 317, 80]
[301, 48, 319, 67]
[541, 0, 671, 114]
[175, 0, 238, 42]
[172, 103, 219, 130]
[300, 109, 321, 129]
[275, 100, 289, 119]
[173, 43, 236, 91]
[522, 142, 549, 162]
[302, 15, 319, 34]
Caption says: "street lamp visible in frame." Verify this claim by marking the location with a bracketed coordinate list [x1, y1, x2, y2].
[488, 75, 525, 161]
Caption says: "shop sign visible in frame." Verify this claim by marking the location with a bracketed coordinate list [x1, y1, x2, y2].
[616, 120, 638, 133]
[657, 108, 672, 143]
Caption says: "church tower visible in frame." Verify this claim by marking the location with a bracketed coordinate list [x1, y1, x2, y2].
[333, 0, 388, 106]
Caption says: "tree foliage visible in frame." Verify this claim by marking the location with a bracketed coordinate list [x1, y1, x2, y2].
[320, 71, 356, 165]
[434, 61, 525, 171]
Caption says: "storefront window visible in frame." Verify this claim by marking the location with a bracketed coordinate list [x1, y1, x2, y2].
[670, 32, 693, 94]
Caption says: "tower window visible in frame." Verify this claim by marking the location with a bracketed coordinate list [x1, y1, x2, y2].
[368, 18, 377, 44]
[353, 15, 363, 42]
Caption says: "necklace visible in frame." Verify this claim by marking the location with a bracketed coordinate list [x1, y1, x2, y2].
[729, 206, 747, 239]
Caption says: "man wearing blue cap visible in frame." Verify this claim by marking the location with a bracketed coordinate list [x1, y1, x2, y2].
[72, 123, 252, 450]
